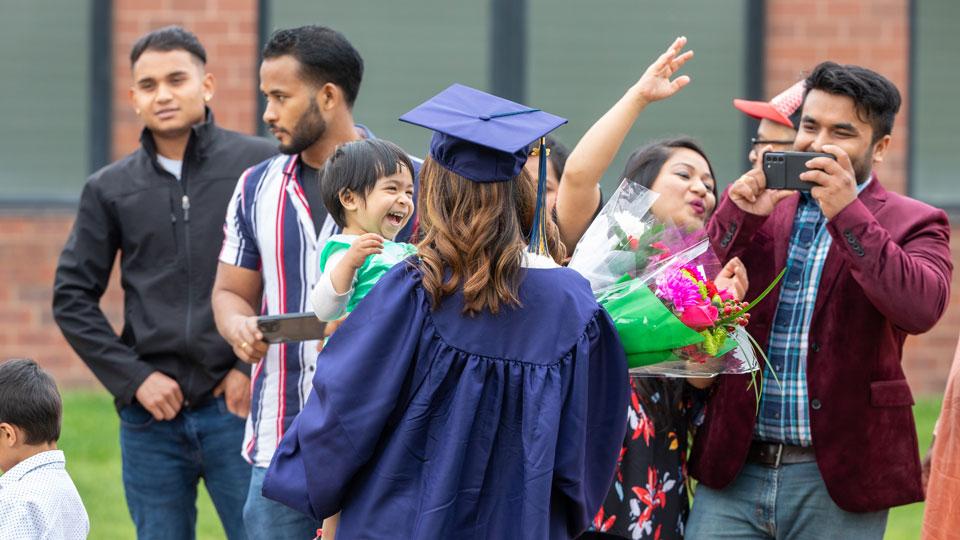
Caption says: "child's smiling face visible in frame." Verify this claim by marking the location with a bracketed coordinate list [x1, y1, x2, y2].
[351, 165, 415, 240]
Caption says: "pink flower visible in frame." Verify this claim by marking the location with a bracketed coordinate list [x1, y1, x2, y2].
[718, 288, 735, 301]
[656, 267, 703, 310]
[680, 303, 719, 329]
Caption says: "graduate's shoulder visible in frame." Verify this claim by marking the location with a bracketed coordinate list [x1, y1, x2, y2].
[523, 266, 598, 306]
[520, 266, 602, 327]
[371, 258, 425, 295]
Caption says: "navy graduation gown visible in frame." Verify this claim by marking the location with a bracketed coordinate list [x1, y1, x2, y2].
[262, 261, 629, 539]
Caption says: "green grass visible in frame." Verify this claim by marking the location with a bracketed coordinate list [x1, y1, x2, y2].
[58, 391, 227, 540]
[41, 390, 943, 539]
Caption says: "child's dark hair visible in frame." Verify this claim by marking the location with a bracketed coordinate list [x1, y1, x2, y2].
[0, 359, 62, 444]
[320, 139, 415, 228]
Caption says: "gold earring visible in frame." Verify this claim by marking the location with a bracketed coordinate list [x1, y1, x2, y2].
[204, 94, 211, 102]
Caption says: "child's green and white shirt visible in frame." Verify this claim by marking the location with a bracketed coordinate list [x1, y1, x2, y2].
[310, 234, 418, 321]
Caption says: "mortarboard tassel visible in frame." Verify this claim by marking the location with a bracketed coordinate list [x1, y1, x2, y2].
[527, 137, 550, 256]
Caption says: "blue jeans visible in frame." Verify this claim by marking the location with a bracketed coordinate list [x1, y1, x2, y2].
[686, 461, 888, 539]
[119, 396, 249, 540]
[244, 465, 322, 540]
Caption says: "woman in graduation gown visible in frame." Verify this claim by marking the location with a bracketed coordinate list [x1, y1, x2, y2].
[262, 84, 630, 539]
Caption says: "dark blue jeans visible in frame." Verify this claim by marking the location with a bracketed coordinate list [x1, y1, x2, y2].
[119, 396, 250, 540]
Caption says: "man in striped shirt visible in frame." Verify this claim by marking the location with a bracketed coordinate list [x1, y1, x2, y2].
[212, 26, 417, 538]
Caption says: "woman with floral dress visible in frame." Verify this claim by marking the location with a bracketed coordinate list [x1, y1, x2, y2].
[552, 37, 749, 540]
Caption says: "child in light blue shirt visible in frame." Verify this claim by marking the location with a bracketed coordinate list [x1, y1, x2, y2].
[0, 359, 89, 539]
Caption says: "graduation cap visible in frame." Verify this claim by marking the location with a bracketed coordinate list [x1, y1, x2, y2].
[399, 83, 567, 254]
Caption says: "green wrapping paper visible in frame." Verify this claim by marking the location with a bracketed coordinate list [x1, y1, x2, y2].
[596, 279, 704, 368]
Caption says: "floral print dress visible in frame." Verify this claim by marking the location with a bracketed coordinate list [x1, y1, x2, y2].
[582, 378, 703, 540]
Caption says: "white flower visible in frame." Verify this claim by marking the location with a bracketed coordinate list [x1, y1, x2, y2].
[613, 211, 648, 237]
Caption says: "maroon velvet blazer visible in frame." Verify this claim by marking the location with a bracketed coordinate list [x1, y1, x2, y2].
[691, 178, 952, 512]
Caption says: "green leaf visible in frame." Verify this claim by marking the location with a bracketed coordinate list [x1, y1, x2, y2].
[743, 267, 787, 314]
[716, 267, 787, 325]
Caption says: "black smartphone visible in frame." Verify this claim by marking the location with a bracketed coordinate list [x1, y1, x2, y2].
[763, 151, 835, 192]
[256, 312, 326, 343]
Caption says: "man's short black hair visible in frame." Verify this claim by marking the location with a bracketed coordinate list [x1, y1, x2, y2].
[0, 359, 62, 444]
[320, 139, 414, 228]
[803, 61, 901, 143]
[262, 25, 364, 108]
[130, 25, 207, 67]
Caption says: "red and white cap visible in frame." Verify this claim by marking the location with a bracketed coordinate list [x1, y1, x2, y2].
[733, 79, 806, 128]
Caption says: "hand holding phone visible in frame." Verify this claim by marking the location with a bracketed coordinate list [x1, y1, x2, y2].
[763, 151, 836, 192]
[796, 144, 860, 219]
[727, 144, 795, 217]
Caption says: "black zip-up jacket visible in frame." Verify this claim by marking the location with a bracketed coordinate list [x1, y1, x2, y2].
[53, 111, 276, 407]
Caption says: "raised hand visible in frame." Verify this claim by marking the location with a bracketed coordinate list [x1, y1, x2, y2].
[630, 36, 694, 105]
[345, 233, 385, 270]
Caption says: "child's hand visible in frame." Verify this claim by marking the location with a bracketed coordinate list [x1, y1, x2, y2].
[344, 233, 384, 269]
[630, 36, 693, 106]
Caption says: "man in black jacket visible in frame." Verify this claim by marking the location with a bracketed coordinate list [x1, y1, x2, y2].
[52, 27, 275, 540]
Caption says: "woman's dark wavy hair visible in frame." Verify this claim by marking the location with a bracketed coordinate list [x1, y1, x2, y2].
[620, 136, 717, 435]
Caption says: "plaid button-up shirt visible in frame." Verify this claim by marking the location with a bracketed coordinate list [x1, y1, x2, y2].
[755, 180, 871, 446]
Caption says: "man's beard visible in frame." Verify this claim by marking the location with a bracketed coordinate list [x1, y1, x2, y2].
[277, 100, 326, 155]
[851, 146, 874, 184]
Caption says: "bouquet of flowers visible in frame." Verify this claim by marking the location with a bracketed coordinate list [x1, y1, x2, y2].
[569, 180, 782, 378]
[569, 180, 686, 291]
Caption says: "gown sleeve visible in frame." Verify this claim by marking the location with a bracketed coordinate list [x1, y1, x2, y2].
[262, 264, 428, 520]
[551, 307, 630, 537]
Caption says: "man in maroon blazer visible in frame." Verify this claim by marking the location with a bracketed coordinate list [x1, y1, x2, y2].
[686, 62, 952, 539]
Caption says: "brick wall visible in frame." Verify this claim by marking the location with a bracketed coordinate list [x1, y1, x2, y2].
[0, 215, 112, 388]
[0, 1, 262, 390]
[2, 1, 957, 395]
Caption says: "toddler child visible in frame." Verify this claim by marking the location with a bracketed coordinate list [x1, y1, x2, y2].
[307, 139, 417, 538]
[310, 138, 418, 323]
